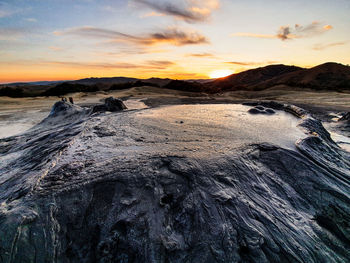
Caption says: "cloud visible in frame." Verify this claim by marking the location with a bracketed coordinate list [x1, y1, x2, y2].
[277, 22, 333, 40]
[146, 60, 175, 67]
[225, 61, 278, 66]
[187, 52, 214, 57]
[312, 42, 346, 51]
[44, 61, 140, 69]
[25, 18, 37, 22]
[55, 26, 209, 46]
[0, 28, 27, 40]
[0, 2, 23, 18]
[41, 60, 175, 70]
[49, 46, 63, 51]
[133, 0, 219, 23]
[231, 33, 276, 39]
[54, 27, 135, 39]
[143, 28, 209, 45]
[0, 9, 12, 18]
[140, 11, 165, 18]
[232, 22, 333, 41]
[94, 47, 169, 57]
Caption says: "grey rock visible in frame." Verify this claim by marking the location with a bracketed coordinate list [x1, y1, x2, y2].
[49, 101, 82, 117]
[339, 112, 350, 122]
[93, 97, 127, 113]
[265, 108, 276, 114]
[255, 106, 265, 111]
[248, 108, 262, 114]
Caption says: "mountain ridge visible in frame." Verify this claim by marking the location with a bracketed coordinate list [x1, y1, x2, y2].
[207, 62, 350, 92]
[1, 62, 350, 97]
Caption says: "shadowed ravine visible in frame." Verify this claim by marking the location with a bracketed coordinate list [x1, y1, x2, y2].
[0, 100, 349, 263]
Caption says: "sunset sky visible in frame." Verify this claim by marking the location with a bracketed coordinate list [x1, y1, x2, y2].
[0, 0, 349, 83]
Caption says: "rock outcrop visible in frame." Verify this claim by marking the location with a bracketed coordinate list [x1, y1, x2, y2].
[92, 97, 127, 113]
[339, 112, 350, 122]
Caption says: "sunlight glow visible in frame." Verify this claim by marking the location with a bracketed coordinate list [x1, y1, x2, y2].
[209, 69, 234, 79]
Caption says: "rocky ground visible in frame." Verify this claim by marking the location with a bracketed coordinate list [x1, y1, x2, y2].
[0, 90, 350, 262]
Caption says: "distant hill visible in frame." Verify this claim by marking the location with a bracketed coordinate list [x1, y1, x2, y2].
[207, 65, 304, 92]
[163, 80, 206, 92]
[1, 77, 172, 88]
[208, 62, 350, 92]
[1, 62, 350, 97]
[70, 77, 173, 87]
[251, 62, 350, 90]
[71, 77, 138, 86]
[0, 77, 173, 97]
[3, 80, 68, 87]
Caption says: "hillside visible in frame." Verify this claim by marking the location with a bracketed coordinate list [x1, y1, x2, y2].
[206, 62, 350, 92]
[252, 62, 350, 90]
[72, 77, 138, 86]
[208, 64, 304, 92]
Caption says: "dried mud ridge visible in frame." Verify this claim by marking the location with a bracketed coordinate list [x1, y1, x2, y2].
[0, 99, 349, 263]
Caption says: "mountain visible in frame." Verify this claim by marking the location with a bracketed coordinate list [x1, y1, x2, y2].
[67, 77, 173, 87]
[163, 80, 207, 92]
[144, 77, 172, 87]
[71, 77, 138, 86]
[1, 62, 350, 97]
[252, 62, 350, 90]
[207, 62, 350, 92]
[208, 64, 304, 92]
[2, 80, 68, 86]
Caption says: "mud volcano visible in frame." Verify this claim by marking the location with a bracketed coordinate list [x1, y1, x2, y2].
[0, 100, 349, 262]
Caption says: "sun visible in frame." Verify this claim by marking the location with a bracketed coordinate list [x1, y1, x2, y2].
[209, 69, 234, 79]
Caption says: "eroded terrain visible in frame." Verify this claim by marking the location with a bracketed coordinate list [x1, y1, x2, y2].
[0, 97, 349, 263]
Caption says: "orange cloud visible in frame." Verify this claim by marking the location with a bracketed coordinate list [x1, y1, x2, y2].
[187, 52, 215, 57]
[231, 32, 276, 39]
[55, 26, 209, 46]
[225, 61, 278, 66]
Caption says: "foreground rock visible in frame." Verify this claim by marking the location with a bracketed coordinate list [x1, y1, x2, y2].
[92, 97, 127, 113]
[339, 112, 350, 121]
[335, 112, 350, 137]
[0, 102, 349, 262]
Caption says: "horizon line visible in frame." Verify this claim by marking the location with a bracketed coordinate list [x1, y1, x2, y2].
[1, 61, 347, 85]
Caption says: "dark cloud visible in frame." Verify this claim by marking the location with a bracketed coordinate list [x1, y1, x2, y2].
[277, 26, 291, 41]
[55, 26, 209, 46]
[312, 42, 346, 51]
[54, 27, 139, 40]
[144, 28, 209, 45]
[133, 0, 219, 23]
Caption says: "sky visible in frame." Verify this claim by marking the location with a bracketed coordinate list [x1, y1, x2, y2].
[0, 0, 349, 83]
